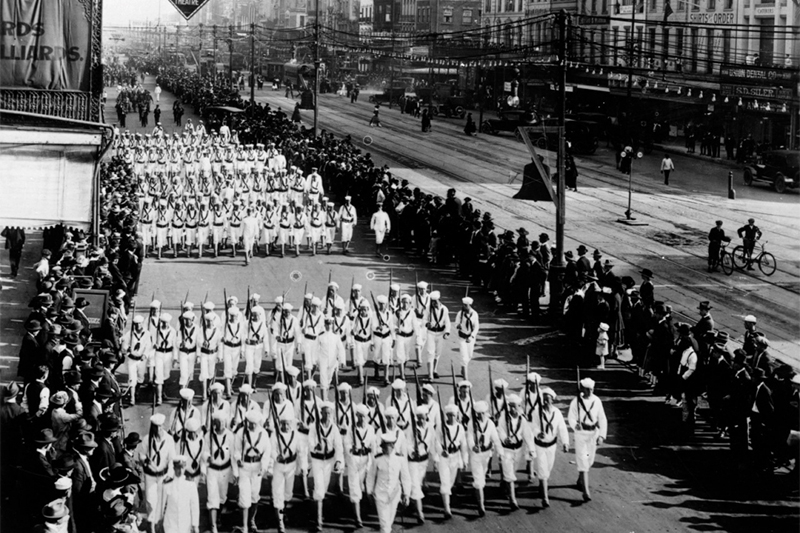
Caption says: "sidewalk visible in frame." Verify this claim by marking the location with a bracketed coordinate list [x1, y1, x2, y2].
[654, 138, 741, 170]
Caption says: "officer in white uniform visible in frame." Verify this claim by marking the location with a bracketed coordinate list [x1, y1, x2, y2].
[366, 432, 411, 533]
[160, 455, 200, 533]
[454, 297, 480, 380]
[567, 377, 607, 502]
[424, 291, 450, 381]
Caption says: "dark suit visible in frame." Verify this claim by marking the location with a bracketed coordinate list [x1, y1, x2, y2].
[90, 437, 117, 475]
[691, 314, 715, 359]
[17, 332, 42, 383]
[71, 453, 95, 533]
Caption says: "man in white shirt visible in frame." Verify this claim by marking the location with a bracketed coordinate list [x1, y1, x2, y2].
[370, 203, 391, 257]
[160, 455, 200, 533]
[367, 433, 411, 533]
[567, 377, 607, 502]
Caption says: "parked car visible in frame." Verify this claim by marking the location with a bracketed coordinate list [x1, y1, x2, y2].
[526, 118, 600, 155]
[368, 86, 406, 106]
[480, 109, 537, 137]
[433, 96, 472, 119]
[743, 150, 800, 193]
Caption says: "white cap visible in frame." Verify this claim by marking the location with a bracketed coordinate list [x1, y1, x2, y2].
[444, 404, 458, 414]
[422, 383, 435, 395]
[203, 301, 215, 311]
[473, 401, 488, 414]
[181, 311, 195, 320]
[251, 293, 260, 302]
[400, 294, 412, 302]
[376, 295, 388, 304]
[287, 366, 300, 377]
[212, 410, 229, 423]
[179, 388, 194, 401]
[185, 418, 201, 433]
[274, 296, 284, 304]
[228, 306, 240, 316]
[283, 303, 294, 312]
[367, 386, 381, 396]
[228, 296, 239, 306]
[462, 297, 473, 305]
[303, 379, 317, 388]
[150, 300, 161, 308]
[579, 378, 596, 389]
[390, 283, 400, 291]
[55, 477, 73, 491]
[744, 315, 757, 323]
[337, 382, 352, 392]
[415, 405, 429, 416]
[352, 284, 363, 291]
[493, 378, 508, 389]
[150, 413, 166, 426]
[239, 384, 253, 395]
[506, 394, 522, 405]
[599, 322, 609, 332]
[355, 404, 369, 416]
[380, 432, 397, 444]
[540, 386, 557, 399]
[430, 291, 441, 301]
[304, 293, 313, 300]
[172, 455, 188, 465]
[160, 313, 172, 323]
[182, 301, 194, 310]
[210, 382, 225, 393]
[245, 410, 262, 424]
[391, 379, 406, 390]
[272, 382, 287, 392]
[133, 315, 144, 324]
[279, 409, 295, 422]
[527, 372, 541, 384]
[417, 281, 428, 289]
[384, 406, 399, 417]
[328, 281, 339, 289]
[458, 380, 472, 389]
[311, 297, 322, 307]
[320, 401, 335, 411]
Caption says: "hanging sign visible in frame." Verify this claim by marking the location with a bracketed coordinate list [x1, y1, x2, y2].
[166, 0, 213, 20]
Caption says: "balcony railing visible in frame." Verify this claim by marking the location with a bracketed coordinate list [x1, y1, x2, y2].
[0, 89, 98, 122]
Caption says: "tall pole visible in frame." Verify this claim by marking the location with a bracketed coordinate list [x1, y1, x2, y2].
[250, 22, 256, 107]
[549, 10, 568, 316]
[228, 25, 234, 85]
[313, 0, 321, 137]
[626, 0, 637, 101]
[389, 2, 394, 110]
[213, 25, 218, 80]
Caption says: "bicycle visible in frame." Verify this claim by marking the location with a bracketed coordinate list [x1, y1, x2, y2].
[718, 242, 736, 276]
[731, 241, 777, 276]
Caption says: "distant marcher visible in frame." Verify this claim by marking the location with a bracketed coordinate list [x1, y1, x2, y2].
[2, 226, 25, 277]
[660, 154, 674, 185]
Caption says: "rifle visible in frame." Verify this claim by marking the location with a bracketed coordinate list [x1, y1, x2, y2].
[334, 370, 341, 427]
[312, 388, 322, 444]
[301, 282, 309, 326]
[436, 386, 447, 454]
[409, 380, 418, 459]
[348, 276, 356, 368]
[412, 366, 423, 406]
[324, 270, 332, 315]
[389, 268, 393, 297]
[450, 361, 458, 411]
[488, 363, 496, 420]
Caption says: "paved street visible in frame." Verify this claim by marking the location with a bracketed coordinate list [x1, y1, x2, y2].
[1, 80, 798, 533]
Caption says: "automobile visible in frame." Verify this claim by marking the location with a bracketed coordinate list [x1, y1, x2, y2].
[523, 118, 600, 155]
[368, 86, 406, 106]
[432, 96, 473, 119]
[480, 109, 537, 138]
[201, 106, 245, 133]
[743, 150, 800, 193]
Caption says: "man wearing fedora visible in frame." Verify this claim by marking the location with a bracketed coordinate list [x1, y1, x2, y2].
[19, 319, 44, 384]
[639, 269, 655, 308]
[575, 245, 591, 275]
[21, 428, 59, 527]
[1, 382, 26, 504]
[73, 298, 92, 331]
[71, 431, 99, 533]
[92, 415, 122, 475]
[691, 301, 715, 358]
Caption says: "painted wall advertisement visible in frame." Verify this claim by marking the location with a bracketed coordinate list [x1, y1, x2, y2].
[0, 0, 92, 91]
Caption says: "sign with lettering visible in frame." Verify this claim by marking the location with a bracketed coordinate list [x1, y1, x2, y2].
[720, 84, 794, 99]
[167, 0, 213, 20]
[754, 6, 775, 16]
[0, 0, 91, 91]
[720, 64, 797, 83]
[688, 12, 735, 24]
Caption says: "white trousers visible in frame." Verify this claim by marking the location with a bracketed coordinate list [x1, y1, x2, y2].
[345, 454, 371, 503]
[311, 458, 335, 501]
[469, 449, 492, 489]
[271, 460, 297, 510]
[237, 462, 263, 509]
[573, 430, 599, 472]
[437, 453, 462, 495]
[206, 466, 232, 509]
[407, 459, 428, 500]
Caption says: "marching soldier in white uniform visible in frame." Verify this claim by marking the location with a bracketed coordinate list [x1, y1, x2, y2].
[263, 382, 296, 436]
[300, 297, 325, 373]
[345, 403, 375, 528]
[531, 386, 569, 507]
[274, 303, 300, 377]
[338, 196, 357, 254]
[222, 306, 244, 399]
[497, 394, 534, 510]
[467, 401, 503, 517]
[366, 386, 387, 434]
[205, 411, 234, 533]
[244, 303, 267, 389]
[199, 302, 222, 400]
[436, 404, 467, 519]
[316, 317, 347, 399]
[351, 301, 373, 386]
[170, 388, 201, 447]
[366, 433, 411, 533]
[454, 297, 480, 380]
[393, 294, 417, 380]
[309, 402, 344, 531]
[123, 314, 152, 405]
[372, 295, 396, 385]
[233, 410, 271, 533]
[424, 291, 450, 381]
[324, 203, 338, 254]
[408, 405, 435, 524]
[297, 378, 320, 499]
[153, 313, 177, 406]
[179, 418, 206, 485]
[271, 409, 299, 533]
[177, 310, 199, 390]
[230, 384, 260, 433]
[387, 379, 414, 444]
[450, 380, 474, 434]
[567, 377, 607, 502]
[141, 413, 175, 533]
[201, 382, 231, 431]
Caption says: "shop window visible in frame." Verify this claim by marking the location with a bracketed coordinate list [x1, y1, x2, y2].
[444, 7, 453, 23]
[463, 8, 473, 23]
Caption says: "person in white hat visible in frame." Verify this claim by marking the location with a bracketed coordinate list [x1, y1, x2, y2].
[567, 377, 607, 501]
[386, 379, 414, 442]
[407, 404, 435, 524]
[290, 204, 307, 258]
[201, 382, 231, 431]
[424, 291, 451, 381]
[454, 296, 480, 380]
[230, 384, 260, 433]
[284, 366, 302, 406]
[305, 166, 324, 204]
[300, 297, 325, 372]
[351, 300, 374, 386]
[232, 409, 271, 533]
[316, 318, 347, 399]
[177, 311, 199, 390]
[530, 386, 569, 507]
[259, 201, 277, 257]
[306, 202, 325, 255]
[180, 418, 205, 484]
[204, 410, 234, 532]
[270, 409, 298, 533]
[369, 202, 391, 257]
[196, 196, 212, 258]
[266, 297, 284, 373]
[210, 196, 228, 258]
[467, 400, 502, 516]
[170, 197, 187, 258]
[323, 202, 339, 255]
[344, 403, 376, 527]
[338, 195, 357, 254]
[199, 302, 223, 401]
[323, 281, 344, 317]
[376, 406, 408, 457]
[393, 294, 417, 380]
[387, 283, 401, 314]
[487, 378, 510, 425]
[418, 383, 441, 432]
[159, 454, 200, 533]
[275, 202, 293, 258]
[144, 300, 162, 386]
[309, 401, 344, 531]
[289, 168, 307, 208]
[141, 413, 175, 533]
[365, 386, 386, 433]
[139, 197, 156, 257]
[263, 382, 295, 435]
[241, 206, 260, 264]
[122, 314, 152, 405]
[243, 304, 267, 390]
[497, 394, 534, 510]
[367, 432, 411, 533]
[221, 306, 244, 399]
[170, 388, 201, 448]
[296, 378, 319, 498]
[742, 314, 760, 356]
[373, 294, 396, 385]
[153, 313, 177, 406]
[346, 283, 367, 321]
[273, 303, 300, 378]
[228, 199, 247, 259]
[436, 403, 467, 519]
[448, 380, 474, 432]
[154, 196, 171, 260]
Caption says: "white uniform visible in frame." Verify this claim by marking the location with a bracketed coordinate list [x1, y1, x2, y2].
[198, 321, 221, 382]
[372, 308, 395, 366]
[567, 394, 607, 472]
[242, 213, 259, 252]
[308, 420, 344, 501]
[531, 405, 569, 480]
[454, 308, 479, 367]
[345, 423, 376, 503]
[153, 326, 177, 385]
[201, 399, 232, 431]
[205, 429, 234, 509]
[161, 474, 200, 533]
[370, 209, 391, 245]
[467, 418, 503, 489]
[177, 323, 199, 387]
[230, 398, 261, 433]
[273, 313, 299, 373]
[316, 330, 346, 392]
[407, 422, 436, 500]
[351, 314, 373, 369]
[123, 327, 151, 387]
[270, 428, 299, 510]
[393, 308, 417, 365]
[244, 314, 268, 376]
[179, 435, 206, 483]
[367, 452, 411, 533]
[497, 414, 534, 482]
[142, 434, 175, 525]
[169, 404, 201, 444]
[232, 426, 271, 509]
[300, 310, 325, 369]
[338, 204, 357, 242]
[435, 422, 466, 495]
[424, 304, 450, 366]
[263, 399, 295, 435]
[222, 317, 244, 379]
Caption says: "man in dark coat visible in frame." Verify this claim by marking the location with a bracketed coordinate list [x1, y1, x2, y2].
[71, 432, 100, 533]
[2, 226, 25, 277]
[18, 320, 44, 383]
[691, 301, 715, 361]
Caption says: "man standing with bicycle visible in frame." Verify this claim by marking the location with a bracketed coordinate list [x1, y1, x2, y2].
[737, 218, 762, 270]
[707, 220, 730, 272]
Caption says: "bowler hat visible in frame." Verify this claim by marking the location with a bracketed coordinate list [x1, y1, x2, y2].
[640, 268, 654, 278]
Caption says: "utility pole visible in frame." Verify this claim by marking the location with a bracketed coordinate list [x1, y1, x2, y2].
[175, 24, 180, 54]
[250, 22, 256, 107]
[625, 0, 637, 102]
[389, 4, 395, 110]
[313, 0, 321, 137]
[228, 25, 234, 85]
[549, 10, 568, 316]
[213, 25, 218, 81]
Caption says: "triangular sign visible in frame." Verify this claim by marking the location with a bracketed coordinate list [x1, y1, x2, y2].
[167, 0, 212, 20]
